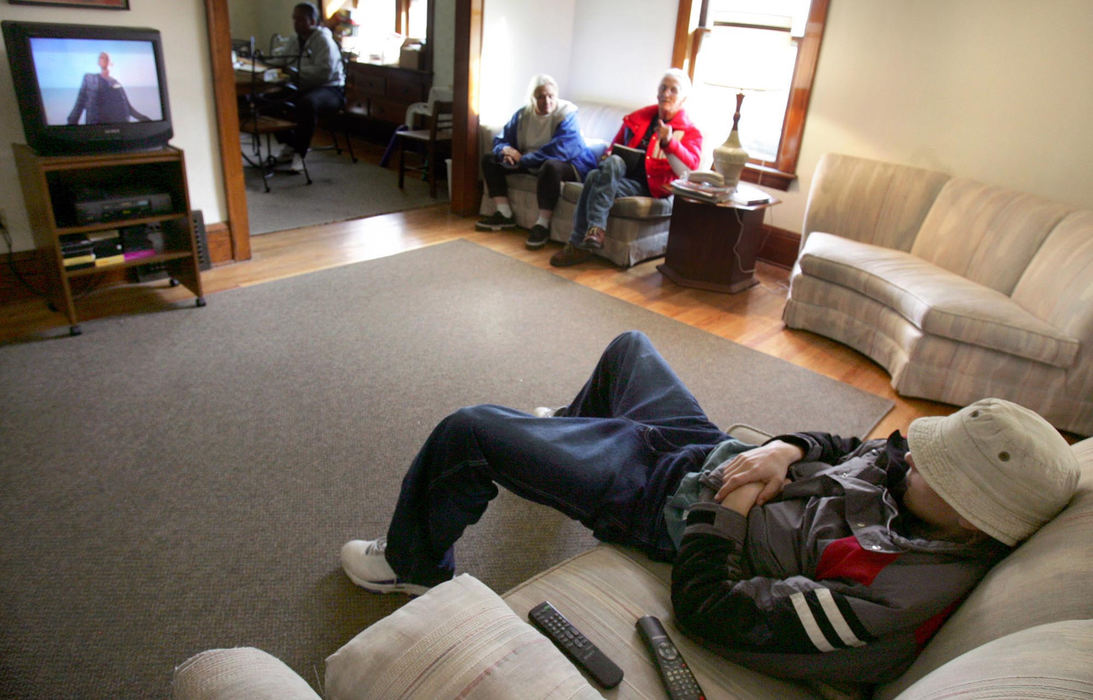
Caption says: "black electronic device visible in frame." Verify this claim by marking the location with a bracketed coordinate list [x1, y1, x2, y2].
[636, 615, 705, 700]
[528, 601, 623, 689]
[2, 20, 173, 155]
[73, 189, 173, 225]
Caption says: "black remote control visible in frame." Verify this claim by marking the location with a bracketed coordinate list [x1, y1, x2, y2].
[528, 601, 624, 689]
[636, 615, 705, 700]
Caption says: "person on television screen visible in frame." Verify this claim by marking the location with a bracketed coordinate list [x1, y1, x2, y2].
[474, 74, 597, 250]
[337, 330, 1080, 684]
[67, 51, 151, 125]
[265, 1, 345, 173]
[549, 69, 703, 267]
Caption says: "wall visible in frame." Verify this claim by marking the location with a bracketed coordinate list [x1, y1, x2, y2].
[228, 0, 297, 56]
[478, 0, 577, 127]
[0, 1, 223, 253]
[565, 0, 677, 107]
[781, 0, 1093, 231]
[432, 0, 454, 89]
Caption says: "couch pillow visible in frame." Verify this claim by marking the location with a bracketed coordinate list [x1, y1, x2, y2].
[324, 574, 600, 699]
[172, 647, 321, 700]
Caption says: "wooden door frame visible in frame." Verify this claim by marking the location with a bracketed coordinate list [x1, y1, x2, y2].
[202, 0, 481, 261]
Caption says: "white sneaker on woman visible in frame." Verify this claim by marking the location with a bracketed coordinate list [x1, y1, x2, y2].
[340, 537, 430, 595]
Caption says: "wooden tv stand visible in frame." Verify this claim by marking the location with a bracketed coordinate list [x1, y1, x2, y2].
[12, 144, 205, 336]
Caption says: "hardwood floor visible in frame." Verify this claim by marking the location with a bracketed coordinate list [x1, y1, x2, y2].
[0, 198, 952, 439]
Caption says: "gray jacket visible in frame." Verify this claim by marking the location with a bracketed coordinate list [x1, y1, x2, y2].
[671, 431, 1010, 684]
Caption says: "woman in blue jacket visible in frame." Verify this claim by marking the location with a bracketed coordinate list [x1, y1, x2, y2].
[476, 75, 597, 249]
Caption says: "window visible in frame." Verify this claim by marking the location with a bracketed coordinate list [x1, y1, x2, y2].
[344, 0, 427, 61]
[676, 0, 828, 189]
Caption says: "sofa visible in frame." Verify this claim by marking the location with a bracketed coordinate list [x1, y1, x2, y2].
[783, 153, 1093, 436]
[172, 425, 1093, 699]
[479, 101, 677, 268]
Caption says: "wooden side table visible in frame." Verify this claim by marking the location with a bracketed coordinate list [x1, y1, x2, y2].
[657, 195, 779, 293]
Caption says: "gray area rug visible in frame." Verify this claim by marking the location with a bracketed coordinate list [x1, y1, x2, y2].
[0, 240, 891, 697]
[242, 134, 446, 235]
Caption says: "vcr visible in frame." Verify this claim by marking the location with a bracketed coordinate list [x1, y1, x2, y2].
[74, 190, 173, 225]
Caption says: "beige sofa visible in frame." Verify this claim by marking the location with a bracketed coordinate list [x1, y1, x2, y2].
[173, 426, 1093, 699]
[479, 101, 676, 267]
[783, 153, 1093, 436]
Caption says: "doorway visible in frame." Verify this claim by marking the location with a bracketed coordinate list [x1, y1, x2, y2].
[203, 0, 480, 262]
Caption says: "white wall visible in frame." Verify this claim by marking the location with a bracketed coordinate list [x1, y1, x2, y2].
[478, 0, 577, 127]
[566, 0, 677, 107]
[432, 0, 454, 89]
[775, 0, 1093, 232]
[0, 1, 223, 252]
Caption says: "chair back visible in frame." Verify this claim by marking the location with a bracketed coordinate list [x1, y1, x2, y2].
[430, 100, 454, 139]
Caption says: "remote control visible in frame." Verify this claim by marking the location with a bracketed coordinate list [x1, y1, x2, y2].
[528, 601, 624, 689]
[636, 615, 705, 700]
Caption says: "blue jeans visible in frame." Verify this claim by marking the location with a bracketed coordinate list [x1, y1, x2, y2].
[385, 331, 729, 587]
[568, 155, 650, 246]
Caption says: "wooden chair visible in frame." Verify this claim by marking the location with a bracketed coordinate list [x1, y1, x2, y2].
[395, 99, 453, 198]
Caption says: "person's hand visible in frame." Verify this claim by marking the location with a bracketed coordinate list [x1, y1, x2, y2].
[500, 146, 521, 166]
[718, 480, 764, 516]
[713, 440, 804, 507]
[657, 119, 673, 149]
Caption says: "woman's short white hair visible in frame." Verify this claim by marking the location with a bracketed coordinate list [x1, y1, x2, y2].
[527, 74, 559, 102]
[660, 68, 691, 97]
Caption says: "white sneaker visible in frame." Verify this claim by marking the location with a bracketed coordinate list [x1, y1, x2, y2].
[340, 537, 430, 595]
[275, 143, 295, 163]
[289, 153, 306, 173]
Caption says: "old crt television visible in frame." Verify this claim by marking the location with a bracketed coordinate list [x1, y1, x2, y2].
[2, 20, 172, 155]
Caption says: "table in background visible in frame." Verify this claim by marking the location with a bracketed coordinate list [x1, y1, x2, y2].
[657, 194, 780, 293]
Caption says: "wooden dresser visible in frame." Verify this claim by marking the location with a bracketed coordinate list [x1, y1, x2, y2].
[344, 61, 431, 133]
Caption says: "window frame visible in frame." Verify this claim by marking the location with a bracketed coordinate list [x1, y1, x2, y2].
[673, 0, 828, 190]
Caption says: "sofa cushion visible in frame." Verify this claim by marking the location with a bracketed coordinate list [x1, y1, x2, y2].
[502, 544, 821, 699]
[798, 232, 1080, 368]
[802, 153, 951, 252]
[172, 647, 321, 700]
[910, 178, 1072, 295]
[885, 620, 1093, 700]
[324, 574, 600, 699]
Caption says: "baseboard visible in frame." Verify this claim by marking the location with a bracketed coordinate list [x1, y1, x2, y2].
[756, 223, 800, 269]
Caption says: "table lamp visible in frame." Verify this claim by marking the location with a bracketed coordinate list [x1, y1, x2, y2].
[712, 90, 749, 189]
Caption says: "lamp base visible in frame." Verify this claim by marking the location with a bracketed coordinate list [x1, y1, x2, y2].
[713, 127, 748, 189]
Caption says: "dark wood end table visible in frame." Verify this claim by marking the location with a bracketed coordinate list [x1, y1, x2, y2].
[657, 194, 780, 293]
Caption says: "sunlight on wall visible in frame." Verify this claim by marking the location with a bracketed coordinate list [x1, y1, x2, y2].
[478, 15, 515, 128]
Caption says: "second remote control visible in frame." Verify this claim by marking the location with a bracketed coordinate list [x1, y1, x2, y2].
[528, 601, 624, 688]
[636, 615, 705, 700]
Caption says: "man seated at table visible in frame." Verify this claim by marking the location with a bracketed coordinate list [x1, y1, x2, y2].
[265, 2, 345, 172]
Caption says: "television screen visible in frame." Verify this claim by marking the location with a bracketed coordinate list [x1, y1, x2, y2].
[30, 36, 164, 126]
[2, 21, 172, 155]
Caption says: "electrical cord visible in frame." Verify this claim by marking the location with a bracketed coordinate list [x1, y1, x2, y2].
[2, 218, 49, 298]
[3, 221, 104, 301]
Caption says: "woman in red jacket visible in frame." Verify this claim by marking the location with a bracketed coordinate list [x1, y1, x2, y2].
[550, 68, 702, 267]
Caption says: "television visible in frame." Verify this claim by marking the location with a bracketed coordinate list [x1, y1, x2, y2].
[2, 20, 172, 155]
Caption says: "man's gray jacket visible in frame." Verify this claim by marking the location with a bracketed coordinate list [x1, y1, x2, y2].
[671, 431, 1009, 684]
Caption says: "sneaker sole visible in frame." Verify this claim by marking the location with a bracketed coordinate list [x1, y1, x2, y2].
[475, 223, 516, 232]
[525, 238, 548, 249]
[343, 569, 430, 596]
